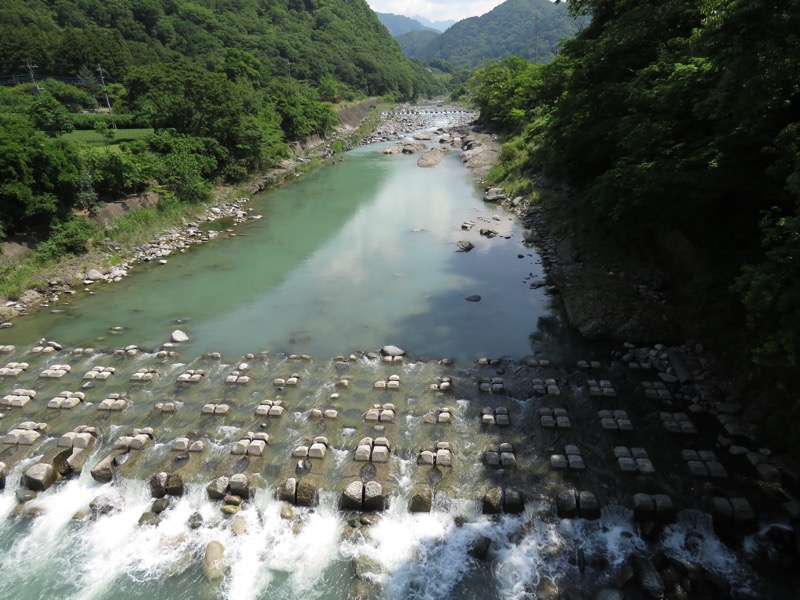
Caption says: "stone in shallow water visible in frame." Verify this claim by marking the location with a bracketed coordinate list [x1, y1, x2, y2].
[465, 295, 481, 302]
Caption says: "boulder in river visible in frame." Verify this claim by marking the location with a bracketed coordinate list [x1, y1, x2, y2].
[203, 541, 225, 580]
[465, 295, 482, 302]
[380, 345, 406, 357]
[457, 241, 474, 252]
[171, 330, 189, 343]
[341, 481, 363, 511]
[483, 188, 506, 202]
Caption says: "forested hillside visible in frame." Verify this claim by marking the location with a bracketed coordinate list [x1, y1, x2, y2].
[417, 0, 581, 70]
[470, 0, 800, 432]
[395, 30, 442, 60]
[375, 12, 437, 37]
[0, 0, 441, 265]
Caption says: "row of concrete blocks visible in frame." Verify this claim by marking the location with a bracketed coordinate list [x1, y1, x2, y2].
[177, 369, 206, 383]
[484, 442, 518, 468]
[113, 428, 154, 451]
[232, 432, 271, 457]
[550, 445, 586, 471]
[599, 409, 634, 431]
[614, 446, 656, 475]
[643, 381, 674, 400]
[428, 376, 452, 392]
[273, 374, 301, 387]
[417, 442, 453, 467]
[426, 407, 457, 424]
[291, 437, 330, 459]
[587, 378, 617, 398]
[340, 480, 387, 511]
[364, 403, 396, 423]
[130, 368, 158, 382]
[682, 449, 727, 479]
[661, 411, 697, 435]
[531, 378, 561, 396]
[374, 374, 402, 390]
[524, 358, 551, 367]
[0, 361, 29, 377]
[481, 406, 510, 426]
[0, 345, 15, 353]
[47, 390, 86, 409]
[539, 407, 571, 429]
[355, 437, 391, 463]
[576, 360, 603, 370]
[1, 388, 36, 407]
[207, 474, 253, 502]
[478, 377, 505, 394]
[83, 366, 116, 380]
[40, 364, 72, 378]
[2, 421, 48, 445]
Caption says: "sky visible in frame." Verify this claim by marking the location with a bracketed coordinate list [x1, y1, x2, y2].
[365, 0, 507, 23]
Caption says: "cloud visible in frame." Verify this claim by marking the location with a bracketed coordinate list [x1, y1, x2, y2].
[366, 0, 507, 22]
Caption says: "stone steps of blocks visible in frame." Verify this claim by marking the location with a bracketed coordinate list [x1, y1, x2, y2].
[130, 368, 158, 382]
[171, 437, 205, 452]
[354, 436, 390, 463]
[201, 403, 230, 416]
[484, 442, 517, 468]
[556, 489, 601, 520]
[1, 388, 36, 407]
[310, 408, 339, 419]
[0, 361, 29, 377]
[2, 421, 47, 445]
[232, 432, 271, 457]
[340, 480, 387, 511]
[576, 360, 602, 370]
[113, 428, 154, 451]
[57, 426, 98, 449]
[70, 348, 96, 356]
[481, 406, 510, 426]
[660, 412, 697, 435]
[114, 345, 140, 357]
[550, 445, 585, 471]
[154, 400, 179, 413]
[524, 357, 551, 367]
[364, 403, 396, 423]
[599, 409, 634, 431]
[226, 370, 251, 384]
[632, 493, 676, 523]
[424, 407, 456, 424]
[744, 451, 781, 483]
[417, 441, 453, 467]
[47, 390, 85, 409]
[614, 446, 655, 474]
[428, 376, 452, 392]
[539, 407, 571, 429]
[587, 378, 616, 398]
[531, 378, 561, 396]
[82, 366, 115, 381]
[0, 345, 16, 353]
[478, 377, 505, 394]
[40, 364, 71, 378]
[176, 369, 206, 383]
[642, 381, 673, 400]
[274, 373, 301, 387]
[31, 342, 61, 354]
[482, 486, 525, 514]
[709, 496, 756, 529]
[682, 449, 727, 478]
[374, 374, 401, 390]
[291, 436, 330, 459]
[255, 399, 284, 417]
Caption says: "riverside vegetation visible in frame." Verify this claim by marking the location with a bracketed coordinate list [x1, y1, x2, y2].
[468, 0, 800, 455]
[0, 0, 446, 298]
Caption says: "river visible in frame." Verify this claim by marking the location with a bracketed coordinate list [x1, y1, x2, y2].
[0, 111, 791, 599]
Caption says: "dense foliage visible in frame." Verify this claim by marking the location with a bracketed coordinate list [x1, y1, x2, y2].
[416, 0, 582, 70]
[0, 0, 443, 255]
[470, 0, 800, 372]
[375, 12, 438, 37]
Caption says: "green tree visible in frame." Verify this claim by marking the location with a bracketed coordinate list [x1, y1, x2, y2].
[28, 91, 75, 137]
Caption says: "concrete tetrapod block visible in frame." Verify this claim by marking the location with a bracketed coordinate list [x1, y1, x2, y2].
[341, 481, 363, 511]
[24, 463, 57, 492]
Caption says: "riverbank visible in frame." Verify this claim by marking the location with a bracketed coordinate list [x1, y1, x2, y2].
[0, 100, 403, 324]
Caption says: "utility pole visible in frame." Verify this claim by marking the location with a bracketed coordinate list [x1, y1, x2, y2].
[26, 60, 41, 97]
[286, 59, 292, 78]
[97, 65, 116, 129]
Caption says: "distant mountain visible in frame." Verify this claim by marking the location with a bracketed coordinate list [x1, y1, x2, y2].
[412, 15, 457, 32]
[395, 30, 441, 59]
[416, 0, 583, 70]
[375, 12, 438, 37]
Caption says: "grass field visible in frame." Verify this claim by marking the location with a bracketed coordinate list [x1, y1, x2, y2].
[64, 128, 153, 149]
